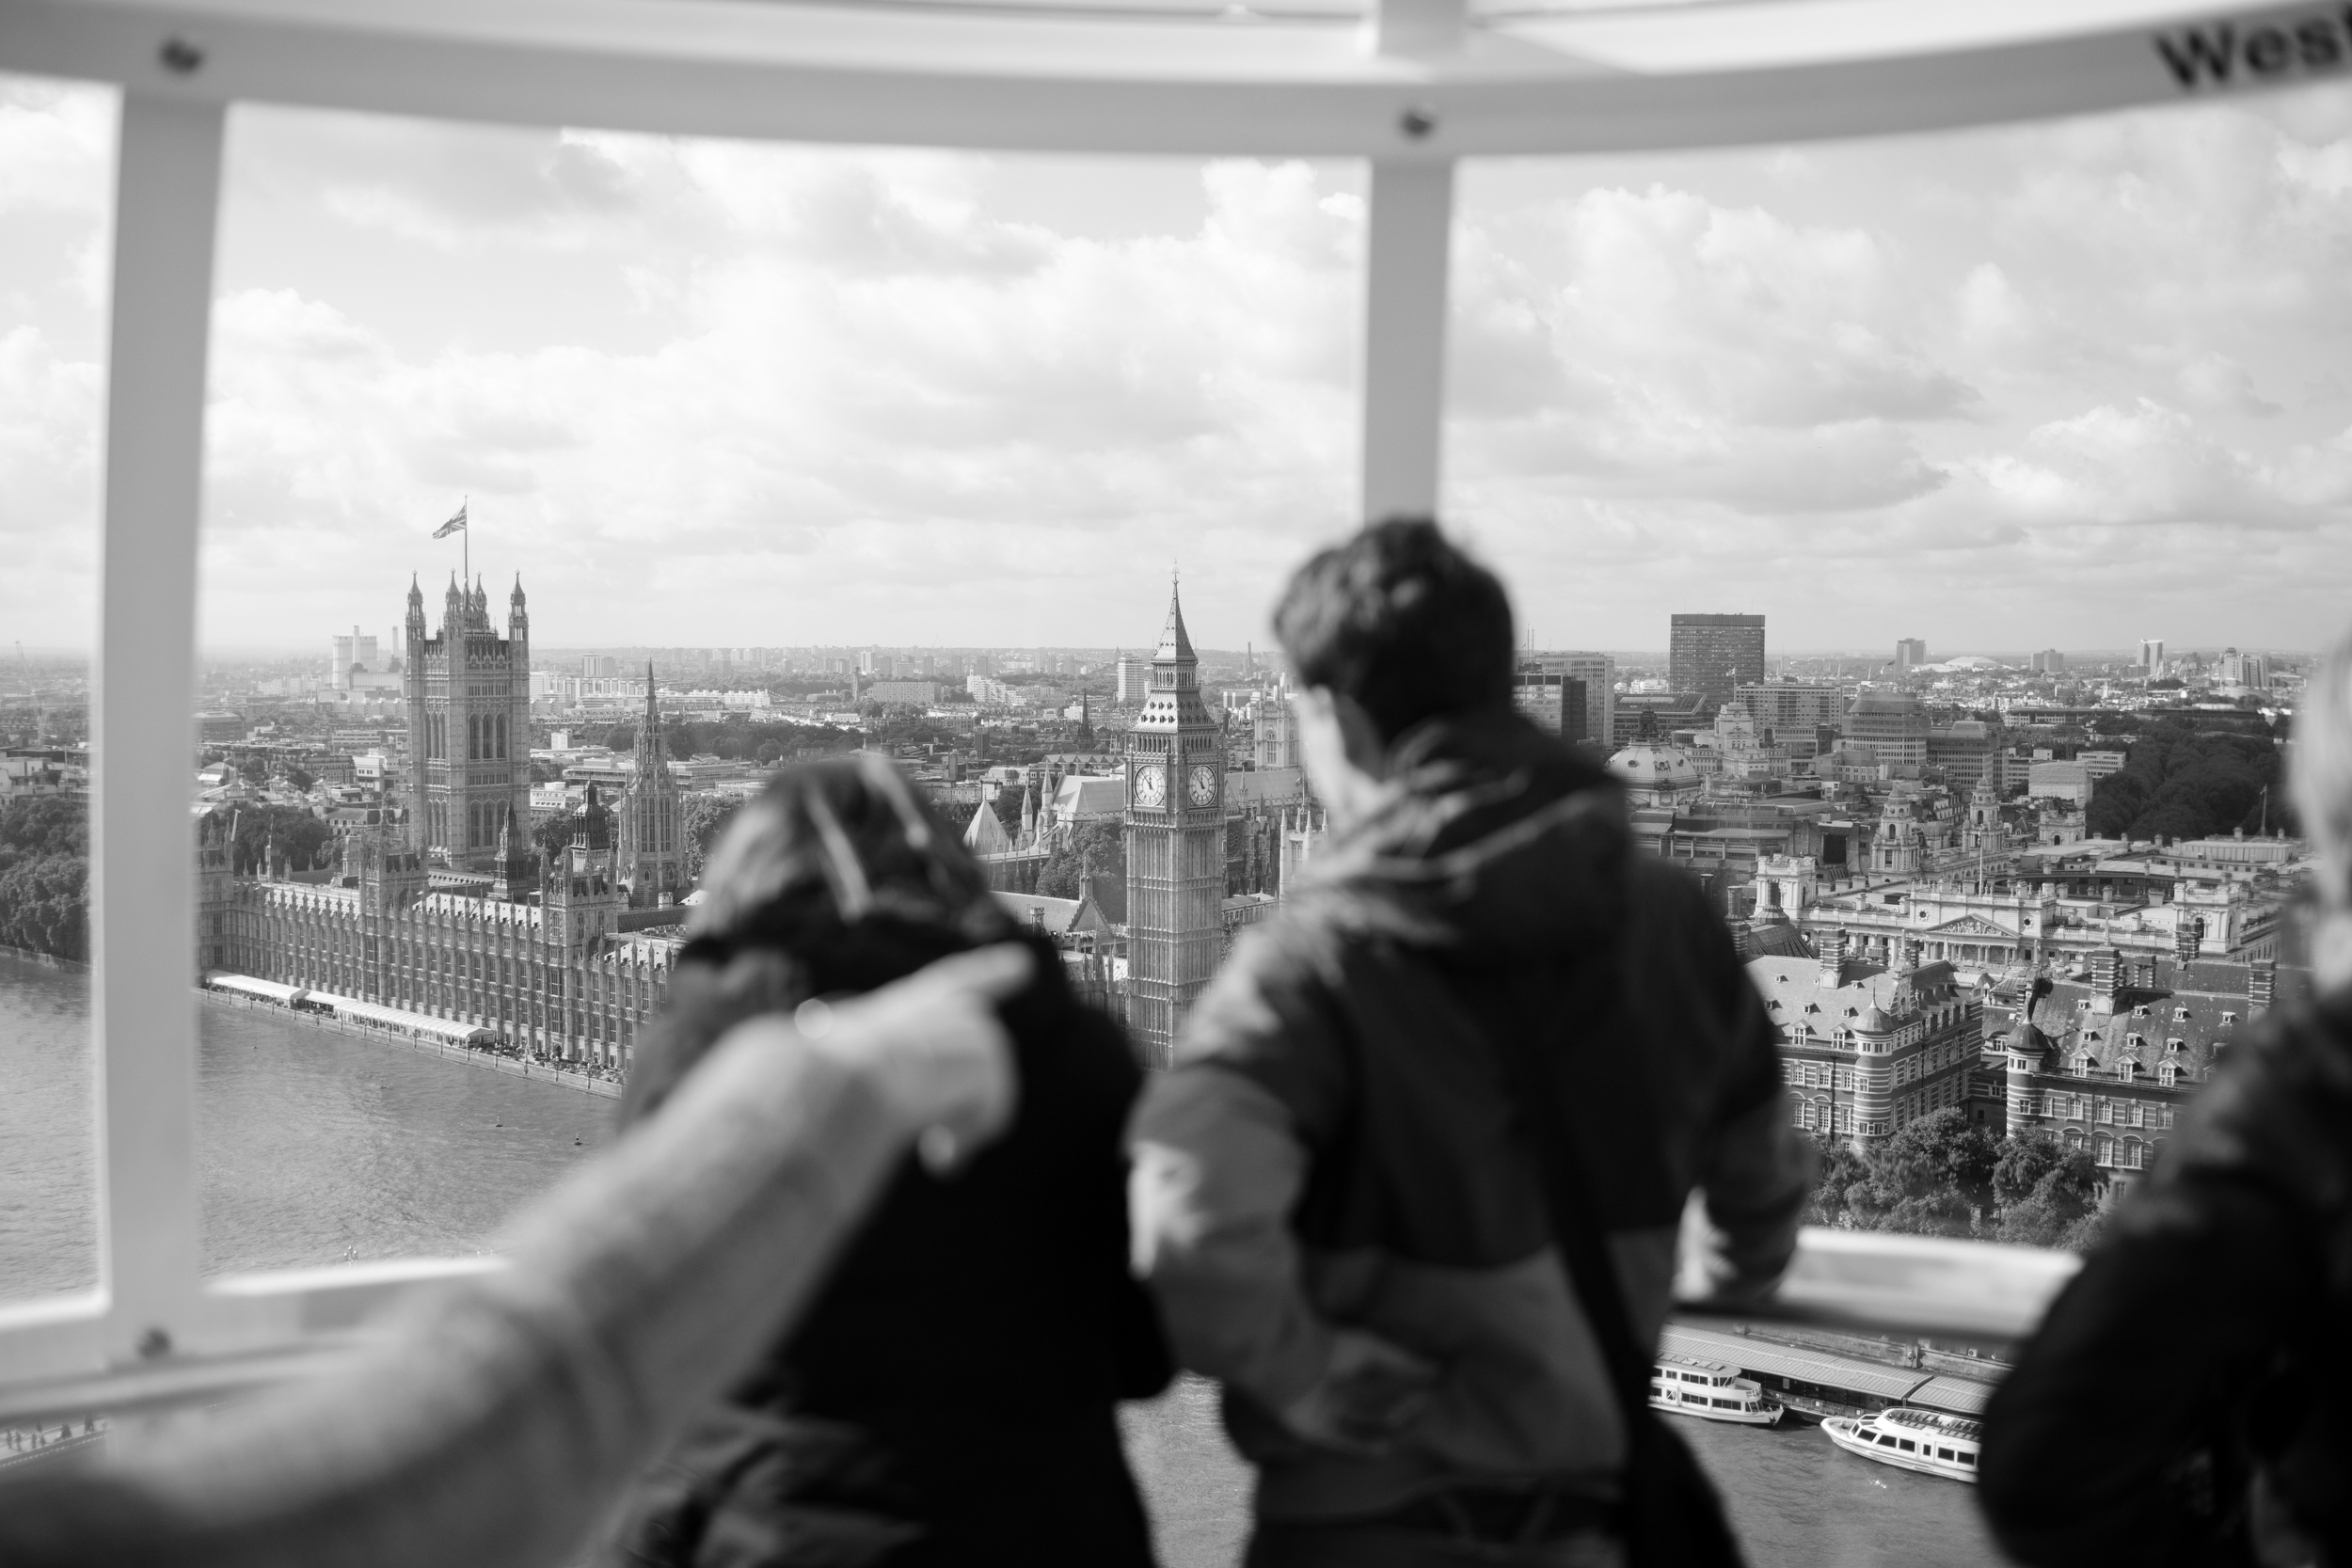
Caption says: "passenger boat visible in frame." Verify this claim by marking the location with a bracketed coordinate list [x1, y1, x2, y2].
[1648, 1353, 1784, 1425]
[1820, 1406, 1981, 1482]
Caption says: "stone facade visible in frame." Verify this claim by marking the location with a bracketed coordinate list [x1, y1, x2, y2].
[199, 783, 681, 1070]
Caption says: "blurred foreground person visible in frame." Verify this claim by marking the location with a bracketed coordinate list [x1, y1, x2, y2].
[0, 942, 1033, 1568]
[1129, 519, 1809, 1567]
[598, 756, 1169, 1568]
[1981, 638, 2352, 1568]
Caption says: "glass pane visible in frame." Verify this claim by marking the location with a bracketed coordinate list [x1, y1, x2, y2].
[0, 73, 110, 1302]
[194, 102, 1362, 1291]
[1453, 81, 2342, 1564]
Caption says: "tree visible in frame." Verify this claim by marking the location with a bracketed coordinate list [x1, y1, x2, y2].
[0, 797, 89, 961]
[1036, 820, 1124, 900]
[1841, 1110, 1999, 1237]
[1804, 1136, 1873, 1228]
[532, 811, 575, 861]
[2086, 721, 2293, 841]
[685, 795, 742, 880]
[286, 767, 316, 793]
[226, 805, 332, 875]
[1990, 1132, 2104, 1249]
[238, 755, 269, 786]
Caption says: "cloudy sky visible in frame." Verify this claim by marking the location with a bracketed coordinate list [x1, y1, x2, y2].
[3, 71, 2349, 657]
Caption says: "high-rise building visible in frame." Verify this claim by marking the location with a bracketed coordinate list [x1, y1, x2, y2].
[1124, 580, 1225, 1069]
[1518, 653, 1614, 749]
[2029, 649, 2066, 673]
[1894, 638, 1928, 670]
[1732, 682, 1845, 737]
[1115, 652, 1146, 705]
[2217, 649, 2269, 689]
[1512, 668, 1590, 746]
[331, 627, 381, 689]
[1844, 690, 1929, 772]
[617, 665, 688, 909]
[581, 654, 620, 679]
[1668, 614, 1766, 708]
[405, 573, 532, 870]
[2139, 639, 2166, 675]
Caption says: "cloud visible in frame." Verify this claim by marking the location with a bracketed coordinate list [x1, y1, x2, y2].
[2172, 351, 2280, 417]
[191, 152, 1365, 646]
[0, 80, 112, 218]
[1964, 400, 2305, 530]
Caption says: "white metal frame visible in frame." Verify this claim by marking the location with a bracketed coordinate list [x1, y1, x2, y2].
[0, 0, 2317, 1399]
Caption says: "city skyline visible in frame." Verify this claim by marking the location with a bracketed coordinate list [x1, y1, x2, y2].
[5, 77, 2351, 653]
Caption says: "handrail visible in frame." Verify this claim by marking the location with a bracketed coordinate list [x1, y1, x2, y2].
[0, 1227, 2074, 1425]
[0, 0, 2321, 158]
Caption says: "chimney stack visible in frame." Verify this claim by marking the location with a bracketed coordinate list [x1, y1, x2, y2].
[2090, 948, 2120, 1004]
[2249, 958, 2277, 1015]
[1819, 927, 1849, 988]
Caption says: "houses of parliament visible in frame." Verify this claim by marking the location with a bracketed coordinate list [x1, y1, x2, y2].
[196, 574, 691, 1068]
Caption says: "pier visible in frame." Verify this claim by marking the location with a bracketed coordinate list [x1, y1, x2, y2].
[1662, 1325, 1997, 1421]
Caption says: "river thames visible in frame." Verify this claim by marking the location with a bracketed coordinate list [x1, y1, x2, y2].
[0, 953, 2008, 1566]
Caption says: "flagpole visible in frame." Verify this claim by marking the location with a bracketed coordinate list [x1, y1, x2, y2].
[463, 496, 469, 600]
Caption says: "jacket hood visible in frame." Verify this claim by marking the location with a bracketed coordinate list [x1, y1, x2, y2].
[1295, 708, 1629, 961]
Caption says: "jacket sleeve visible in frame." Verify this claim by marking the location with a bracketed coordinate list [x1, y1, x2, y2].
[0, 1009, 940, 1568]
[1126, 927, 1352, 1413]
[1980, 1018, 2342, 1568]
[1681, 885, 1809, 1304]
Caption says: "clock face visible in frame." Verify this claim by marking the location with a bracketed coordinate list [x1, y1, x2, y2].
[1133, 763, 1167, 809]
[1187, 763, 1218, 807]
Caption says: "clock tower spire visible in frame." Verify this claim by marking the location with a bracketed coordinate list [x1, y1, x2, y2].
[1124, 573, 1225, 1068]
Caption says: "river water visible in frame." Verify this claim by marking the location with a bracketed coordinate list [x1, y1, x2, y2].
[0, 952, 2009, 1565]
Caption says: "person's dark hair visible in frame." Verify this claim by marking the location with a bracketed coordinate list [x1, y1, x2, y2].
[622, 753, 1018, 1121]
[1271, 516, 1516, 742]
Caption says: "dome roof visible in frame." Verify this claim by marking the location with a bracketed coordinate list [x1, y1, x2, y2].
[1853, 1005, 1897, 1034]
[1606, 745, 1699, 786]
[2008, 1021, 2057, 1059]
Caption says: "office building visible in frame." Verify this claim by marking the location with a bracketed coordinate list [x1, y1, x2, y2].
[1732, 682, 1844, 736]
[1895, 638, 1928, 670]
[1518, 653, 1613, 748]
[2139, 639, 2166, 676]
[1669, 615, 1765, 708]
[1512, 670, 1590, 745]
[1843, 689, 1929, 772]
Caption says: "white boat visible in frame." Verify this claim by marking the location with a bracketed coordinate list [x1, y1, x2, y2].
[1649, 1353, 1784, 1426]
[1821, 1406, 1982, 1483]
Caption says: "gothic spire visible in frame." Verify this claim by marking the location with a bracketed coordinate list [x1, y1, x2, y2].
[1154, 573, 1196, 664]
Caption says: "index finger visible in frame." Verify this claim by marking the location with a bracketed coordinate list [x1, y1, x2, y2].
[899, 943, 1034, 1007]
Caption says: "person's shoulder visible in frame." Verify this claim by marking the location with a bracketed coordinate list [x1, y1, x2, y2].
[1623, 853, 1718, 926]
[2170, 991, 2352, 1196]
[1172, 906, 1352, 1071]
[1006, 961, 1143, 1087]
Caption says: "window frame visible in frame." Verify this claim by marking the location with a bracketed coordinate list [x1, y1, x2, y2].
[0, 0, 2303, 1402]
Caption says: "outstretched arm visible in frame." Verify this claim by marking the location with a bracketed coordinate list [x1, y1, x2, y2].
[0, 946, 1031, 1568]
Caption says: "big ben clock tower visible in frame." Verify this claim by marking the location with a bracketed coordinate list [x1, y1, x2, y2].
[1125, 577, 1224, 1069]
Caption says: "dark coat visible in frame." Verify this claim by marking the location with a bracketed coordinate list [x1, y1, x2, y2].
[1981, 988, 2352, 1568]
[605, 927, 1172, 1568]
[1128, 709, 1807, 1521]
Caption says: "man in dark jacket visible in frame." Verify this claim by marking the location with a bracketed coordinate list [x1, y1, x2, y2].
[1980, 634, 2352, 1568]
[1128, 519, 1809, 1565]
